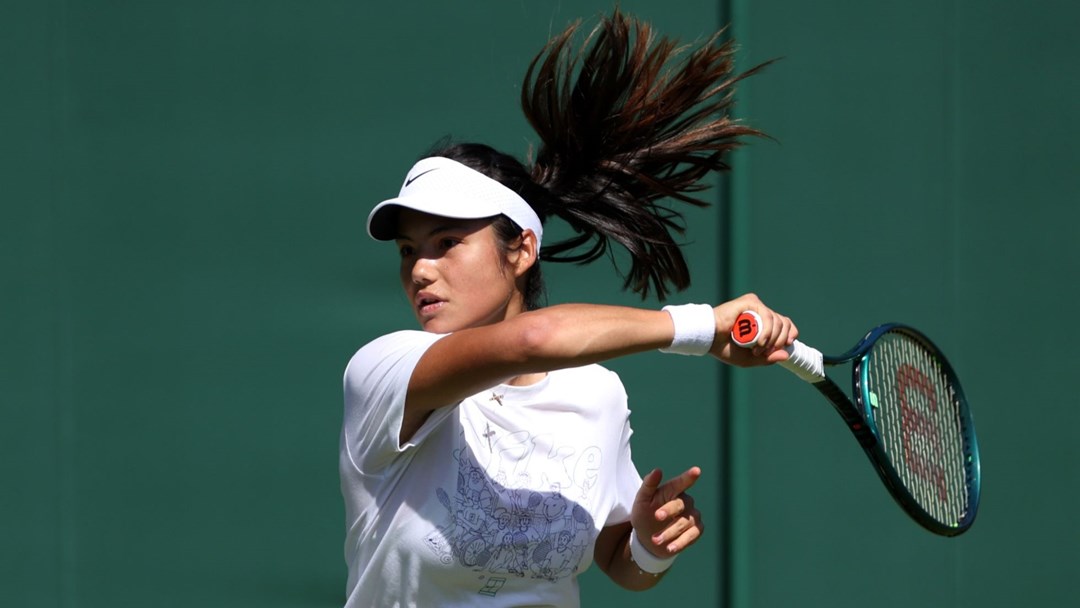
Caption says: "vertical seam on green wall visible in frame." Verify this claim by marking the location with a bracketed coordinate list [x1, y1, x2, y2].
[722, 0, 751, 606]
[716, 1, 736, 607]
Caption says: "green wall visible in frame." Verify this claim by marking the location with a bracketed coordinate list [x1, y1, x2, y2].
[3, 1, 1077, 607]
[730, 0, 1080, 606]
[2, 2, 721, 607]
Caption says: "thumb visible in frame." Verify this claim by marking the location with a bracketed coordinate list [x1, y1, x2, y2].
[765, 347, 791, 364]
[635, 468, 663, 505]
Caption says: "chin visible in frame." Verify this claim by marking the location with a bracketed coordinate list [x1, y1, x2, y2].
[419, 317, 457, 334]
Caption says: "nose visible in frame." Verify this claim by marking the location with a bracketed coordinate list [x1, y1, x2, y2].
[410, 254, 437, 285]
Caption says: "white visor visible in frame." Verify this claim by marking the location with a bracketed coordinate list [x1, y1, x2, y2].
[366, 156, 543, 247]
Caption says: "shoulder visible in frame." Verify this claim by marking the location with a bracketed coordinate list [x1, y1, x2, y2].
[344, 330, 448, 383]
[356, 329, 444, 357]
[554, 363, 628, 400]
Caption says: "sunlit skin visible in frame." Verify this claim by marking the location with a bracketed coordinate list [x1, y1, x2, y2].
[394, 208, 546, 387]
[395, 209, 529, 334]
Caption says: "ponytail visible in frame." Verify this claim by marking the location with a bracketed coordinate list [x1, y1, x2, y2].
[428, 9, 770, 302]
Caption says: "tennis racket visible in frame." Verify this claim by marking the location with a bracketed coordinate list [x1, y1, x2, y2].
[731, 311, 981, 536]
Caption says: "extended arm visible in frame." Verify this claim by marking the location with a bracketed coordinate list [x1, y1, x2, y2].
[403, 295, 797, 441]
[402, 303, 672, 440]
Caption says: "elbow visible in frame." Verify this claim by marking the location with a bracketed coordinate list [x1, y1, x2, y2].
[507, 308, 596, 372]
[515, 312, 563, 363]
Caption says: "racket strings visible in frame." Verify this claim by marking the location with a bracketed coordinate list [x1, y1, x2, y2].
[868, 333, 970, 527]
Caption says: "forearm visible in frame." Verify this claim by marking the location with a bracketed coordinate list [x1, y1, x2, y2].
[514, 303, 676, 369]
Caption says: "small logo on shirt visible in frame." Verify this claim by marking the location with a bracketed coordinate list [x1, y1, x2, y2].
[477, 577, 506, 597]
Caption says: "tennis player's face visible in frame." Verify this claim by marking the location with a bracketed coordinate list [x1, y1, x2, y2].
[395, 209, 524, 333]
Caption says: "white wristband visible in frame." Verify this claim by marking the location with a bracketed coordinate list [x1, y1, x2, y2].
[629, 528, 677, 574]
[659, 304, 715, 356]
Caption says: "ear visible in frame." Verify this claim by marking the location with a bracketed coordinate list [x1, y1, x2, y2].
[508, 229, 540, 278]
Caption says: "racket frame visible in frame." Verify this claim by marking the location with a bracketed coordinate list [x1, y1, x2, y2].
[817, 323, 981, 536]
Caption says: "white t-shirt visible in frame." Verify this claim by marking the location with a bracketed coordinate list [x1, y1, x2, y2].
[340, 330, 643, 608]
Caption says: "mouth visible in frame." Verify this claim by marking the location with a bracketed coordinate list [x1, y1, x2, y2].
[415, 292, 444, 316]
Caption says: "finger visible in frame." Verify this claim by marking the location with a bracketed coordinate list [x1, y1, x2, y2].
[766, 348, 792, 364]
[654, 512, 703, 552]
[767, 322, 795, 361]
[753, 309, 779, 356]
[717, 341, 759, 366]
[654, 496, 686, 521]
[634, 468, 663, 505]
[758, 315, 798, 358]
[667, 519, 703, 553]
[656, 491, 695, 521]
[651, 509, 695, 545]
[773, 317, 790, 349]
[749, 309, 798, 354]
[652, 467, 701, 512]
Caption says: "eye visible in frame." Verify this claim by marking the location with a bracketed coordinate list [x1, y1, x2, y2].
[439, 237, 460, 250]
[397, 244, 415, 258]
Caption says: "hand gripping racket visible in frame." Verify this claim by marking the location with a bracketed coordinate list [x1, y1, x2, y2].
[731, 311, 981, 536]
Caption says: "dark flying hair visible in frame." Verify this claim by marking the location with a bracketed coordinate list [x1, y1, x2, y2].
[431, 9, 770, 303]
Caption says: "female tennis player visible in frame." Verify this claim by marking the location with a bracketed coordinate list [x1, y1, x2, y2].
[340, 10, 796, 607]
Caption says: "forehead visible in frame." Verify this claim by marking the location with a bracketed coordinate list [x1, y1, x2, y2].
[393, 208, 496, 240]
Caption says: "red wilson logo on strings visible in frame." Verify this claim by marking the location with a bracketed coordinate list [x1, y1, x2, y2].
[896, 364, 948, 503]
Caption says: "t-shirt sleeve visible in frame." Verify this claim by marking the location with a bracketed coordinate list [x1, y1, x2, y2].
[340, 329, 452, 475]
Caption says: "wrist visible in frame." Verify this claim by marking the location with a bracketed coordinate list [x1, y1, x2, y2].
[659, 303, 715, 356]
[629, 528, 677, 575]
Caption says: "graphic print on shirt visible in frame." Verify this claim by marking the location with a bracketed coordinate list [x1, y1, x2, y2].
[422, 427, 601, 588]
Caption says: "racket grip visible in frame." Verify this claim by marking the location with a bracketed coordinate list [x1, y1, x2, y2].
[731, 311, 825, 383]
[779, 341, 826, 383]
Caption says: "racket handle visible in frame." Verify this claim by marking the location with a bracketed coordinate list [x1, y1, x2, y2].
[731, 311, 825, 383]
[780, 340, 826, 383]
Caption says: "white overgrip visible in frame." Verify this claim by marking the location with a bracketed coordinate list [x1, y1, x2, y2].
[778, 340, 826, 383]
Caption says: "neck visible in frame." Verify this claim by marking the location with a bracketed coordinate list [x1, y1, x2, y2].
[506, 372, 547, 387]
